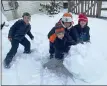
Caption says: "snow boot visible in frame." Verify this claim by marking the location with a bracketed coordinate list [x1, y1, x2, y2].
[23, 50, 31, 54]
[50, 54, 54, 59]
[4, 57, 13, 68]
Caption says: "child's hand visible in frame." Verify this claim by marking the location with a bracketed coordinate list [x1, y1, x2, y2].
[8, 37, 12, 41]
[31, 37, 34, 40]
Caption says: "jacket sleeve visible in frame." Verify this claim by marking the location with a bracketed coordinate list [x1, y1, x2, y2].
[27, 25, 34, 39]
[47, 27, 57, 43]
[69, 27, 79, 42]
[66, 36, 77, 46]
[8, 20, 19, 38]
[65, 32, 77, 46]
[86, 27, 90, 41]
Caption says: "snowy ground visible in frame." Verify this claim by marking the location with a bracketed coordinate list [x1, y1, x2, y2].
[1, 12, 107, 85]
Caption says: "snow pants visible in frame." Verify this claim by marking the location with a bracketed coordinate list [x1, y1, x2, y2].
[49, 42, 70, 59]
[5, 37, 31, 62]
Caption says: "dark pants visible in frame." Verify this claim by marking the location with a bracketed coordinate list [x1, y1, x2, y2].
[55, 47, 70, 60]
[49, 42, 70, 60]
[5, 37, 30, 62]
[49, 42, 55, 55]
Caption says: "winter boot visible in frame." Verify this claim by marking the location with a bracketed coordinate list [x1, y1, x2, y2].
[23, 50, 31, 54]
[4, 57, 13, 68]
[50, 54, 54, 59]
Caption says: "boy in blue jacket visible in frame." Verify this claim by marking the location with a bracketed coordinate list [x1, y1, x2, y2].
[4, 12, 34, 68]
[50, 26, 76, 60]
[44, 26, 76, 69]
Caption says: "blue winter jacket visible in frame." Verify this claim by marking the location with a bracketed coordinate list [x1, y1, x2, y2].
[8, 19, 34, 41]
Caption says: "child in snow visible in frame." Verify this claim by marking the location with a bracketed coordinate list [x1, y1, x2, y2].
[44, 26, 75, 68]
[4, 12, 34, 68]
[48, 25, 76, 59]
[74, 13, 90, 42]
[48, 12, 79, 59]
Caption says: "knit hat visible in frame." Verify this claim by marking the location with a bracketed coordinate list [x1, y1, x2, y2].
[62, 12, 73, 22]
[55, 27, 65, 34]
[78, 13, 88, 22]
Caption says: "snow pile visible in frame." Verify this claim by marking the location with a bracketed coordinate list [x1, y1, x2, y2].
[64, 43, 107, 83]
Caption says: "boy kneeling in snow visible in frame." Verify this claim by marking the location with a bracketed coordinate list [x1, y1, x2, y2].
[44, 26, 76, 69]
[4, 12, 34, 68]
[74, 13, 90, 43]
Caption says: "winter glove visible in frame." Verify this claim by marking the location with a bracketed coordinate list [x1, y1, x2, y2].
[31, 36, 34, 40]
[80, 40, 84, 44]
[86, 40, 91, 43]
[8, 37, 12, 41]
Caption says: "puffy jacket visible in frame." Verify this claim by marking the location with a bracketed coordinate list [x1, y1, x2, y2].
[8, 19, 34, 41]
[74, 24, 90, 42]
[48, 25, 79, 43]
[54, 35, 76, 52]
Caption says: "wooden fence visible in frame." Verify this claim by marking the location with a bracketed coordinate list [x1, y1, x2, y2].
[68, 0, 107, 19]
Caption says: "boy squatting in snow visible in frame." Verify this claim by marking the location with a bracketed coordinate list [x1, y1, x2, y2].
[44, 26, 76, 68]
[74, 13, 90, 42]
[4, 12, 34, 68]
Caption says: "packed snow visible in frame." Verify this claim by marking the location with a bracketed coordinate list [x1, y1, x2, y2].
[1, 12, 107, 85]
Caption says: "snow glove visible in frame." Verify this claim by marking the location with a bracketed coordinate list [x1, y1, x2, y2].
[8, 37, 12, 42]
[31, 36, 34, 40]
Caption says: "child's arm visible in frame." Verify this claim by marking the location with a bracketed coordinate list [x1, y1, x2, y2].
[65, 33, 77, 46]
[48, 27, 57, 43]
[87, 27, 90, 41]
[27, 25, 34, 40]
[85, 26, 90, 42]
[8, 20, 19, 39]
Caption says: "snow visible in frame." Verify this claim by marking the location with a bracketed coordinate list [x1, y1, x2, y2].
[1, 12, 9, 26]
[1, 12, 107, 85]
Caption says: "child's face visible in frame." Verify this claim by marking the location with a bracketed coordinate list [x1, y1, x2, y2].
[64, 22, 71, 28]
[80, 21, 87, 28]
[57, 33, 64, 39]
[23, 16, 31, 24]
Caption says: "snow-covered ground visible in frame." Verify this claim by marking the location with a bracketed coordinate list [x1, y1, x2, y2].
[1, 12, 107, 85]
